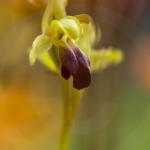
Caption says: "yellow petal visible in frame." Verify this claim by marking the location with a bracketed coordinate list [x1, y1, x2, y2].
[51, 17, 82, 41]
[90, 47, 124, 72]
[29, 34, 52, 65]
[77, 21, 97, 57]
[74, 14, 91, 24]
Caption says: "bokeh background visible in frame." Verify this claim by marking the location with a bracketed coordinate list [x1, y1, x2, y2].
[0, 0, 150, 150]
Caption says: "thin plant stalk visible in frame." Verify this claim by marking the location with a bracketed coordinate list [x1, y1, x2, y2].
[58, 78, 70, 150]
[58, 77, 84, 150]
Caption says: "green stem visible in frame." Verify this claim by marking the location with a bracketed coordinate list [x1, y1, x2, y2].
[70, 88, 83, 122]
[58, 78, 71, 150]
[58, 77, 84, 150]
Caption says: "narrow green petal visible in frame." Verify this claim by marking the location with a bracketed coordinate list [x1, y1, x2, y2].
[42, 0, 54, 33]
[29, 34, 52, 65]
[53, 0, 67, 19]
[90, 47, 124, 72]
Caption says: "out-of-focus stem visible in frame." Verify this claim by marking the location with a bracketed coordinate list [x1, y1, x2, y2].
[70, 88, 83, 123]
[59, 78, 71, 150]
[59, 77, 84, 150]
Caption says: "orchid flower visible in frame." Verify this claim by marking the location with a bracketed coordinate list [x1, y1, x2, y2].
[29, 2, 123, 89]
[29, 14, 91, 89]
[28, 0, 123, 150]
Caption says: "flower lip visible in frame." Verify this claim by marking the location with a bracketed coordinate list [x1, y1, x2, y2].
[58, 40, 91, 90]
[59, 41, 79, 80]
[73, 62, 91, 90]
[68, 40, 91, 89]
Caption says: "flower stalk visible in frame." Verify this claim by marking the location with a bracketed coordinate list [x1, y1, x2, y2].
[59, 77, 83, 150]
[59, 78, 71, 150]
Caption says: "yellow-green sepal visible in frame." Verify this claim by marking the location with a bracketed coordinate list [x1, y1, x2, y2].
[29, 34, 52, 65]
[42, 0, 54, 33]
[90, 47, 124, 72]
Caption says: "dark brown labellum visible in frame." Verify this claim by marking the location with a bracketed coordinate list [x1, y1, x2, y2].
[59, 41, 91, 90]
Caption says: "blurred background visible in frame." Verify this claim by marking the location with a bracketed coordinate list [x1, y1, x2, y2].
[0, 0, 150, 150]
